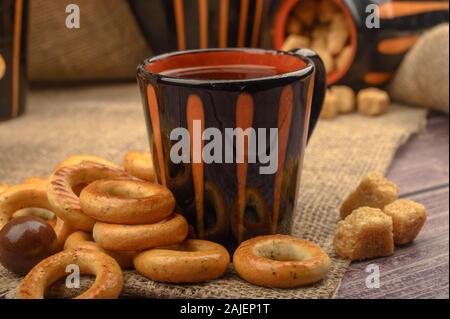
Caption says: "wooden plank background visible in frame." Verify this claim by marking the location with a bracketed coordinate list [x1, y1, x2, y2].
[337, 114, 449, 299]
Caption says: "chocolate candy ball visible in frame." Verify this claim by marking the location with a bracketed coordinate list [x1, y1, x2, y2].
[0, 216, 57, 275]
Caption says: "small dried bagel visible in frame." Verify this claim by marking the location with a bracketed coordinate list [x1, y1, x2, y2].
[233, 234, 331, 288]
[13, 208, 55, 224]
[231, 187, 271, 241]
[123, 151, 156, 182]
[55, 155, 118, 170]
[64, 231, 136, 269]
[17, 248, 123, 299]
[93, 213, 189, 251]
[24, 176, 48, 185]
[203, 181, 228, 242]
[80, 179, 175, 225]
[0, 183, 74, 248]
[134, 239, 230, 283]
[47, 162, 134, 231]
[0, 184, 10, 194]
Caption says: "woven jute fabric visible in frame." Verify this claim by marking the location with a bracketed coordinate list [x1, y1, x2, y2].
[28, 0, 151, 82]
[0, 84, 426, 299]
[389, 24, 449, 114]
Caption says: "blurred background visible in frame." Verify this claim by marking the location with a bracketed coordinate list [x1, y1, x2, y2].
[0, 0, 449, 120]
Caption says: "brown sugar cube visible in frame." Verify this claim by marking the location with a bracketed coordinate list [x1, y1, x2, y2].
[383, 199, 427, 245]
[318, 0, 339, 23]
[281, 34, 310, 51]
[357, 87, 390, 116]
[334, 207, 394, 261]
[327, 13, 350, 55]
[314, 48, 335, 74]
[312, 37, 327, 52]
[286, 17, 303, 35]
[340, 171, 399, 219]
[331, 85, 355, 113]
[335, 45, 353, 71]
[311, 24, 329, 51]
[294, 0, 318, 28]
[320, 90, 338, 119]
[312, 24, 329, 40]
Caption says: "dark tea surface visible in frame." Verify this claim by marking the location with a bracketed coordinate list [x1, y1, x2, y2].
[160, 64, 282, 80]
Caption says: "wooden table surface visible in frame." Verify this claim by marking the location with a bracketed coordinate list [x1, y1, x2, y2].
[337, 114, 449, 299]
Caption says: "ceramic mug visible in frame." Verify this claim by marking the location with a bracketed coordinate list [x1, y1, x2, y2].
[137, 48, 325, 249]
[0, 0, 28, 121]
[272, 0, 449, 88]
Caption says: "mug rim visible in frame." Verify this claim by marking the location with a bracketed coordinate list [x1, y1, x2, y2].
[137, 48, 314, 87]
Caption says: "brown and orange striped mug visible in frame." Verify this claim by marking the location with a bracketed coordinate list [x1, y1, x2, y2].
[137, 48, 326, 249]
[0, 0, 28, 121]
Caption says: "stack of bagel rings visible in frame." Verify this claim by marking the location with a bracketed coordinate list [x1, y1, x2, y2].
[1, 152, 331, 298]
[0, 153, 232, 298]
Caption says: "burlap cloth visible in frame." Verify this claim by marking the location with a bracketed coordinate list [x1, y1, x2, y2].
[389, 24, 449, 114]
[28, 0, 151, 82]
[0, 84, 426, 299]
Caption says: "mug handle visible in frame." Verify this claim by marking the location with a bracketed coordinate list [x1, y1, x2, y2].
[289, 48, 327, 142]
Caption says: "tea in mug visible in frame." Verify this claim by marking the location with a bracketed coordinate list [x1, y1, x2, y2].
[160, 64, 283, 80]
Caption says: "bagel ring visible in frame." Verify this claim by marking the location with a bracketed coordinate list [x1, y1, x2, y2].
[13, 208, 56, 226]
[13, 210, 71, 246]
[24, 176, 48, 185]
[203, 181, 228, 241]
[231, 188, 271, 240]
[0, 184, 10, 194]
[134, 239, 230, 283]
[93, 213, 188, 251]
[0, 183, 74, 248]
[17, 248, 123, 299]
[278, 156, 299, 223]
[64, 231, 137, 269]
[47, 162, 135, 231]
[233, 234, 331, 288]
[123, 151, 156, 182]
[55, 156, 118, 196]
[161, 140, 192, 190]
[80, 179, 175, 225]
[55, 155, 118, 170]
